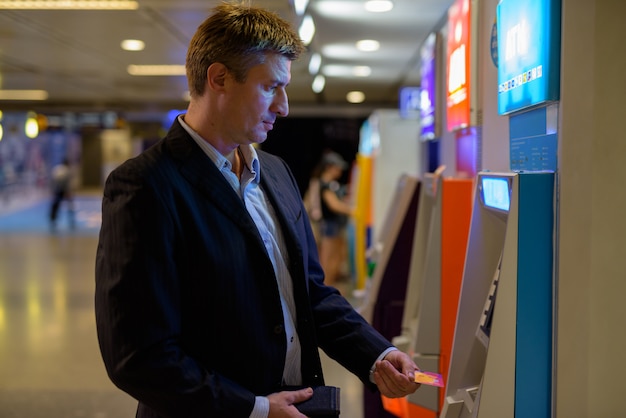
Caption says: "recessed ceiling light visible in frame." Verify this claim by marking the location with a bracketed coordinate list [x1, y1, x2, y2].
[121, 39, 145, 51]
[294, 0, 309, 15]
[322, 65, 355, 77]
[364, 0, 393, 13]
[0, 0, 139, 9]
[299, 15, 315, 45]
[312, 74, 325, 93]
[322, 44, 362, 59]
[315, 1, 361, 16]
[308, 53, 322, 75]
[356, 39, 380, 52]
[346, 91, 365, 103]
[322, 64, 370, 78]
[127, 65, 186, 76]
[352, 66, 371, 77]
[0, 90, 48, 100]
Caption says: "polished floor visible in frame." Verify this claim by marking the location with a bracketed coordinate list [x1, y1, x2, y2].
[0, 188, 364, 418]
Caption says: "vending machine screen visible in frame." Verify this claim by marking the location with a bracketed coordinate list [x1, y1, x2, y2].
[481, 177, 510, 212]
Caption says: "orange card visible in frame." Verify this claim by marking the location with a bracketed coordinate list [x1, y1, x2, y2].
[414, 371, 444, 387]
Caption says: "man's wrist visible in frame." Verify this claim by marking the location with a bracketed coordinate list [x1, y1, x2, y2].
[249, 396, 269, 418]
[369, 346, 398, 383]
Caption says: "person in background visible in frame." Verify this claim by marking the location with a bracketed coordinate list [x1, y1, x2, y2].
[49, 157, 74, 231]
[95, 3, 421, 418]
[302, 170, 322, 242]
[317, 151, 353, 289]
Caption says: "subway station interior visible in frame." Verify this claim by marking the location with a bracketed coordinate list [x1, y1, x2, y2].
[1, 0, 625, 417]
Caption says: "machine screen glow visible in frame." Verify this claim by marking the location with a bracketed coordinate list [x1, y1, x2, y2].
[482, 177, 510, 211]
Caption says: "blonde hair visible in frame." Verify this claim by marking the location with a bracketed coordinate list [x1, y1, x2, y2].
[186, 2, 305, 97]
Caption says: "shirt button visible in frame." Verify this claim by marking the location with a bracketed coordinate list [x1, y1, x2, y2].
[274, 325, 284, 335]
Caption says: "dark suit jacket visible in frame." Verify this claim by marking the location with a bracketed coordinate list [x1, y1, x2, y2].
[95, 119, 393, 417]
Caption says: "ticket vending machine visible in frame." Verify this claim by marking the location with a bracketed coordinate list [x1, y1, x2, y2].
[358, 174, 421, 418]
[391, 173, 441, 354]
[383, 174, 473, 418]
[441, 171, 554, 418]
[359, 173, 421, 331]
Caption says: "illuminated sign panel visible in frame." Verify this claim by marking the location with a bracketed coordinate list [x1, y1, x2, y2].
[446, 0, 471, 132]
[456, 126, 479, 178]
[420, 33, 439, 140]
[399, 86, 421, 120]
[497, 0, 561, 115]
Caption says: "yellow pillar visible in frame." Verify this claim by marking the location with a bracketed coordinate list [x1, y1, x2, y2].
[353, 153, 373, 291]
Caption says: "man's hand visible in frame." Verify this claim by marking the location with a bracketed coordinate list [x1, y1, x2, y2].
[373, 350, 421, 398]
[267, 387, 313, 418]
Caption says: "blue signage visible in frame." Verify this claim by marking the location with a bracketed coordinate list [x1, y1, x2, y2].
[509, 106, 558, 171]
[496, 0, 561, 115]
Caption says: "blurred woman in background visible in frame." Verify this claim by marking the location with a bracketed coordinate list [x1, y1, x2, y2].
[317, 151, 353, 288]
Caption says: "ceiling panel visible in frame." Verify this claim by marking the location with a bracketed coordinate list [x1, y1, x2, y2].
[0, 0, 455, 116]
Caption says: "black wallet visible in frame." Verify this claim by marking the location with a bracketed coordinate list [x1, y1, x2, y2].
[293, 385, 340, 417]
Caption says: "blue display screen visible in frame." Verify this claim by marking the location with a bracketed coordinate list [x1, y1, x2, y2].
[399, 86, 421, 119]
[482, 177, 510, 211]
[496, 0, 561, 115]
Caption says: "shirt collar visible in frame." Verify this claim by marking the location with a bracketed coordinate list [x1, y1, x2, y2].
[178, 115, 260, 184]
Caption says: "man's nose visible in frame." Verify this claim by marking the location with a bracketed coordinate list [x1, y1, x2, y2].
[272, 88, 289, 117]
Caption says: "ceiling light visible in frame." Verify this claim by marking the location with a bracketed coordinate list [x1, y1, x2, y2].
[127, 65, 186, 76]
[322, 65, 353, 77]
[0, 90, 48, 100]
[364, 0, 393, 12]
[352, 66, 371, 77]
[299, 15, 315, 45]
[294, 0, 309, 16]
[322, 64, 370, 78]
[0, 0, 139, 9]
[121, 39, 145, 51]
[356, 39, 380, 52]
[312, 74, 325, 93]
[321, 44, 362, 59]
[346, 91, 365, 103]
[308, 53, 322, 75]
[315, 1, 361, 16]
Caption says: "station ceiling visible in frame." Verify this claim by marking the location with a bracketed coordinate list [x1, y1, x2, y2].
[0, 0, 454, 116]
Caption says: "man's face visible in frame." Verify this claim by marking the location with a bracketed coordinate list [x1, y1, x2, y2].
[220, 53, 291, 146]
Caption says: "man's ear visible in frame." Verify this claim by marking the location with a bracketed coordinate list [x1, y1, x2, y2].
[207, 62, 228, 90]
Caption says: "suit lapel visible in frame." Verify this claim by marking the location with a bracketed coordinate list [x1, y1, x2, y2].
[164, 120, 304, 273]
[164, 120, 262, 243]
[260, 158, 293, 231]
[259, 154, 304, 267]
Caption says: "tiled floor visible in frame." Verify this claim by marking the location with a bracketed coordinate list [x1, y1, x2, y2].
[0, 191, 364, 418]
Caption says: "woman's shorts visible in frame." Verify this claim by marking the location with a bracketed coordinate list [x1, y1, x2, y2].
[320, 219, 345, 238]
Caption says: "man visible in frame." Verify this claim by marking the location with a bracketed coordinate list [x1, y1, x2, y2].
[95, 3, 421, 417]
